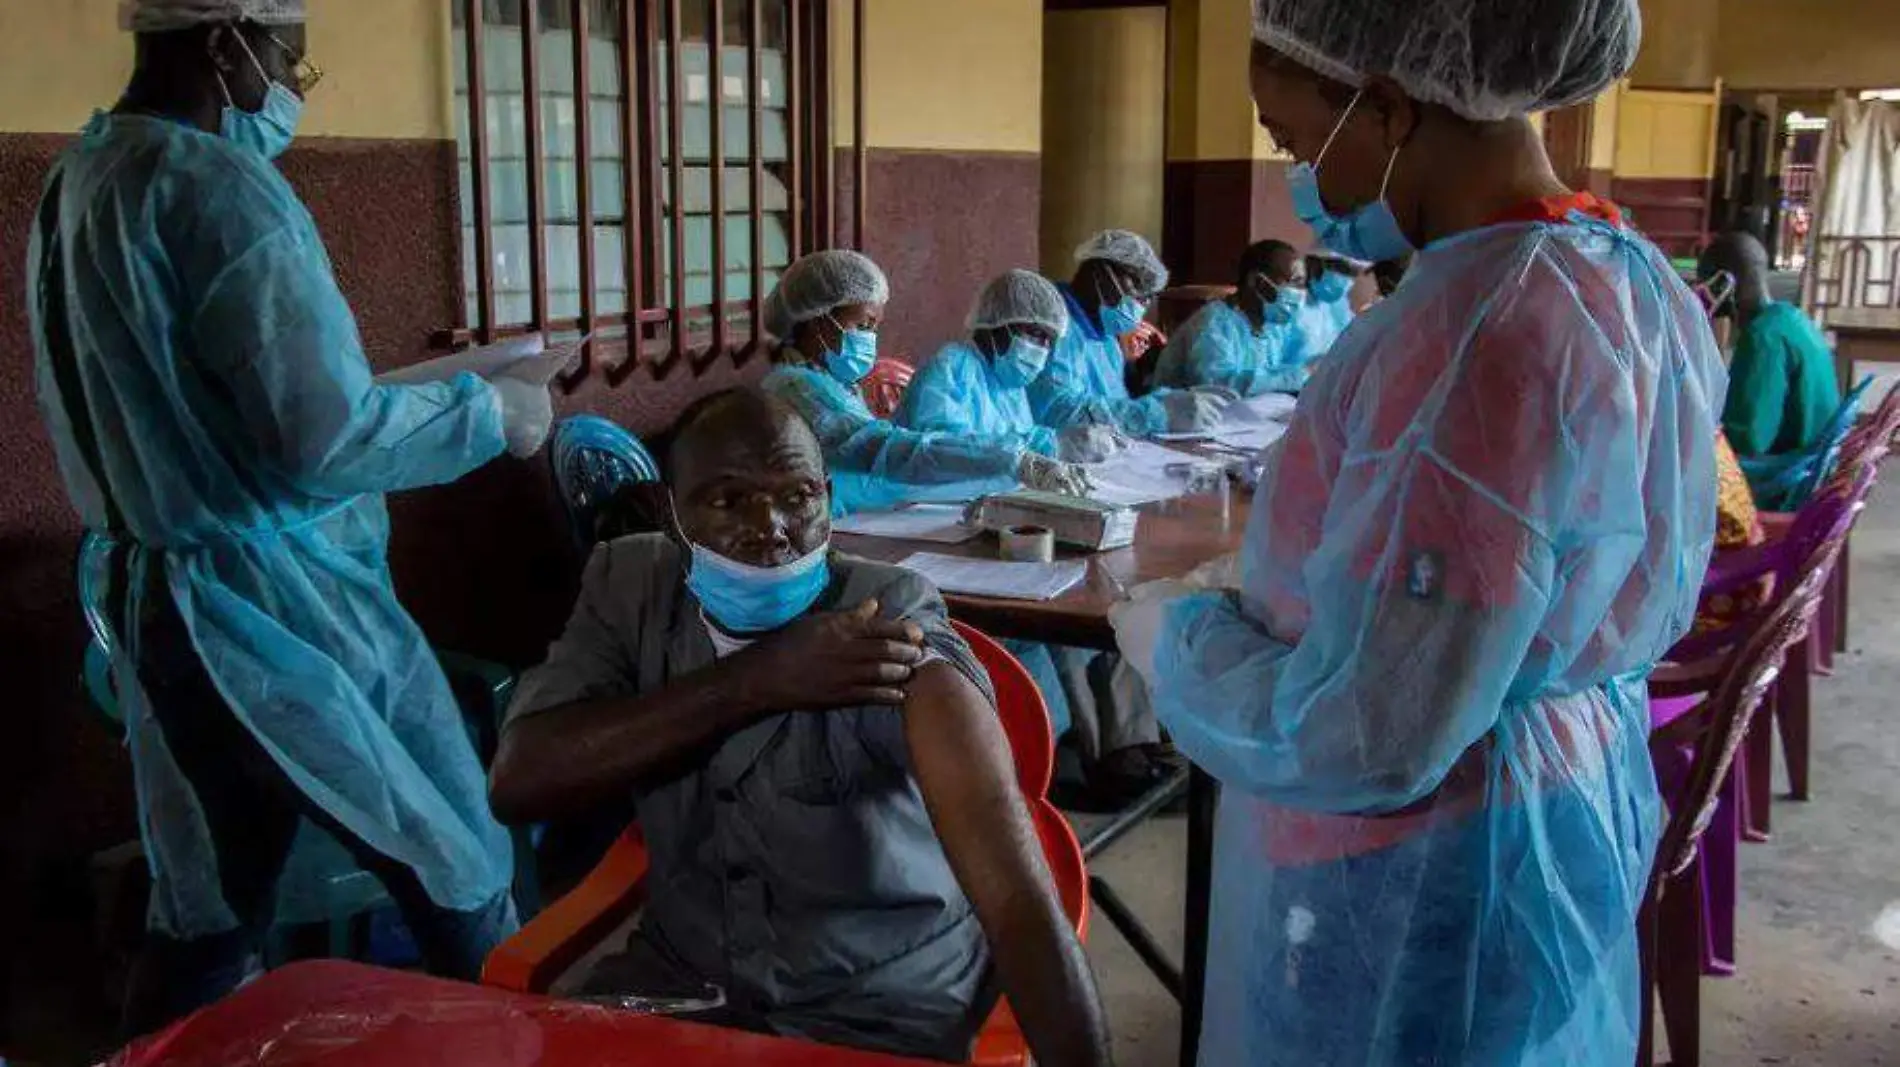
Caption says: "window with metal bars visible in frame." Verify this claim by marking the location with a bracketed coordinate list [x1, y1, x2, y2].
[449, 0, 848, 378]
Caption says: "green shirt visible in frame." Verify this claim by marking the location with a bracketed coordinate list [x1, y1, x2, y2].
[1722, 301, 1841, 457]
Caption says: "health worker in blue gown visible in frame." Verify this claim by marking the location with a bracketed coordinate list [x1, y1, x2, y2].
[1153, 240, 1309, 396]
[759, 251, 1092, 516]
[1112, 0, 1726, 1063]
[31, 0, 555, 1031]
[1033, 230, 1233, 438]
[1291, 253, 1361, 362]
[897, 270, 1177, 803]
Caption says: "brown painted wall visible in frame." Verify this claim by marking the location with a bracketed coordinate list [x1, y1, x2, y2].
[836, 148, 1043, 363]
[1163, 158, 1311, 287]
[1612, 175, 1712, 257]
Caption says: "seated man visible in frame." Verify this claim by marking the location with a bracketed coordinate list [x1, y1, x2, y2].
[1032, 229, 1231, 436]
[898, 270, 1180, 806]
[489, 389, 1111, 1067]
[1154, 240, 1308, 395]
[1699, 230, 1841, 459]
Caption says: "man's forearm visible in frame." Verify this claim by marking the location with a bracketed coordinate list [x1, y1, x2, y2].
[489, 666, 764, 824]
[989, 901, 1114, 1067]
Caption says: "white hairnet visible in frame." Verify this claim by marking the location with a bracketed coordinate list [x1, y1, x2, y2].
[121, 0, 306, 32]
[968, 269, 1070, 335]
[1075, 230, 1170, 297]
[764, 250, 890, 340]
[1252, 0, 1641, 122]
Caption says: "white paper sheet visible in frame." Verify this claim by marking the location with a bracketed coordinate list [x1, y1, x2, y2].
[1085, 441, 1206, 507]
[375, 334, 587, 387]
[1210, 421, 1289, 452]
[1225, 392, 1298, 425]
[832, 504, 983, 544]
[898, 553, 1090, 601]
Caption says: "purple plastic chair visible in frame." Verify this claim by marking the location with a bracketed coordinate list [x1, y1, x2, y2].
[1641, 542, 1840, 1067]
[1649, 466, 1872, 977]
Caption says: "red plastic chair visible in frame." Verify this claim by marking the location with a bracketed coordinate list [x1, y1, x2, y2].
[1641, 524, 1843, 1067]
[862, 358, 915, 419]
[482, 622, 1088, 1067]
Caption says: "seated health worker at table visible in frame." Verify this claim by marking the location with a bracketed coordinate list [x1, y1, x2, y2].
[1034, 230, 1232, 436]
[1153, 240, 1309, 396]
[760, 250, 1091, 515]
[897, 270, 1175, 804]
[490, 389, 1112, 1066]
[1116, 0, 1724, 1063]
[1293, 253, 1360, 360]
[32, 0, 548, 1030]
[1698, 229, 1842, 461]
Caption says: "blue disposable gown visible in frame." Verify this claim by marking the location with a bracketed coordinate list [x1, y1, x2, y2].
[1152, 300, 1305, 396]
[891, 341, 1074, 738]
[30, 113, 515, 937]
[1291, 286, 1356, 364]
[761, 362, 1024, 516]
[1151, 212, 1725, 1065]
[893, 341, 1059, 457]
[1028, 287, 1172, 436]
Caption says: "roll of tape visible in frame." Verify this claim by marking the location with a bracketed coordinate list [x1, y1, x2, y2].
[999, 524, 1056, 564]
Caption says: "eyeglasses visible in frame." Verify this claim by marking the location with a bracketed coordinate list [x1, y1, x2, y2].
[1694, 269, 1736, 316]
[265, 31, 324, 95]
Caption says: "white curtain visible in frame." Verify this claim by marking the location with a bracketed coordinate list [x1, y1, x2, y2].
[1809, 97, 1900, 313]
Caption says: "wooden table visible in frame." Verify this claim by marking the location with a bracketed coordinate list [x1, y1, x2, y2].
[837, 488, 1244, 1066]
[836, 490, 1248, 651]
[1825, 307, 1900, 388]
[106, 960, 932, 1067]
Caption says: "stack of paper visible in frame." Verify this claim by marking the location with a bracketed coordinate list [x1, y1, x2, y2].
[898, 553, 1089, 601]
[1086, 440, 1205, 507]
[832, 504, 983, 544]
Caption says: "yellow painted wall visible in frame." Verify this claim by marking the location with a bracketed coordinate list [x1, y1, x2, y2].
[1629, 0, 1721, 89]
[831, 0, 1042, 154]
[1040, 7, 1167, 276]
[1589, 84, 1623, 171]
[1717, 0, 1900, 91]
[1167, 0, 1255, 162]
[0, 0, 450, 139]
[1615, 86, 1721, 179]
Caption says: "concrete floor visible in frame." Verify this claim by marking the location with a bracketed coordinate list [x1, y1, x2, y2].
[1084, 481, 1900, 1067]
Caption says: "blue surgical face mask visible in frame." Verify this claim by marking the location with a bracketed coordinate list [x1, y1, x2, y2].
[991, 334, 1051, 389]
[1289, 90, 1413, 264]
[1309, 271, 1353, 304]
[217, 34, 303, 161]
[1259, 281, 1305, 327]
[683, 536, 833, 634]
[823, 316, 879, 385]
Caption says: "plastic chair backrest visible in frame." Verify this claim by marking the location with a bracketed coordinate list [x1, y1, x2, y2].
[1743, 375, 1875, 509]
[1654, 526, 1841, 883]
[863, 359, 915, 420]
[1674, 465, 1873, 664]
[952, 620, 1056, 800]
[550, 415, 661, 548]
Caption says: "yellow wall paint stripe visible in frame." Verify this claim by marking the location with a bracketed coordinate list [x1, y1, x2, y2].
[832, 0, 1042, 155]
[0, 0, 450, 140]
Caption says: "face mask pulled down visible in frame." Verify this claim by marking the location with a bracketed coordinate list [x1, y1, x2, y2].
[1288, 90, 1412, 264]
[217, 32, 303, 161]
[681, 532, 833, 634]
